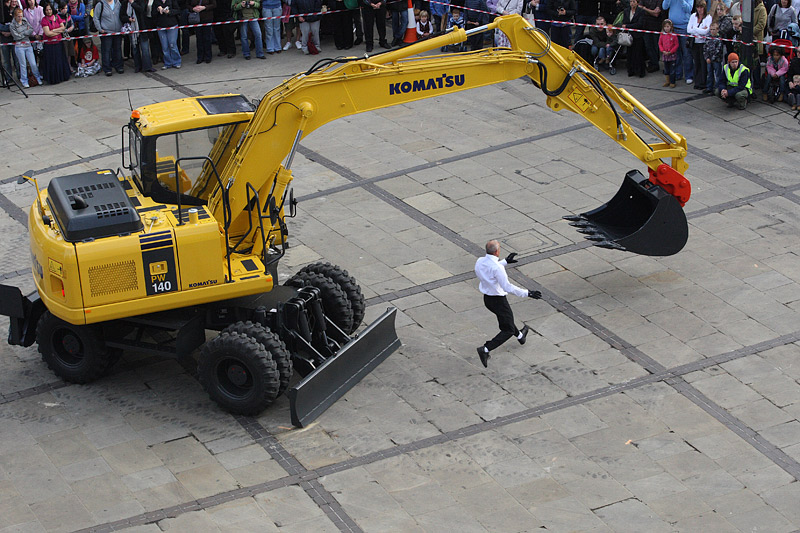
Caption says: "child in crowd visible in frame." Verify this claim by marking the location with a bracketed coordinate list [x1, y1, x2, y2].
[762, 46, 789, 101]
[417, 10, 434, 40]
[76, 37, 101, 77]
[788, 73, 800, 109]
[659, 18, 679, 87]
[788, 49, 800, 109]
[441, 6, 465, 51]
[703, 22, 724, 94]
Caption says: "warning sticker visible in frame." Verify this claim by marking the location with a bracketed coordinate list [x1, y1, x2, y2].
[569, 89, 591, 112]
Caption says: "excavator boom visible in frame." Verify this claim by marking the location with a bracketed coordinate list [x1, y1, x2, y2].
[206, 15, 690, 256]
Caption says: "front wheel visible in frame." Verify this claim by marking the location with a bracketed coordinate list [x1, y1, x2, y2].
[298, 262, 365, 333]
[198, 332, 280, 415]
[36, 311, 112, 383]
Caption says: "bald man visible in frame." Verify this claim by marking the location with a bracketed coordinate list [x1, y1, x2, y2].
[474, 240, 541, 367]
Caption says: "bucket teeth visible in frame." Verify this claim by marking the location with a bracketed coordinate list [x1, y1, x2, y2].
[569, 220, 593, 228]
[585, 235, 606, 241]
[577, 228, 597, 235]
[562, 214, 583, 222]
[594, 240, 625, 250]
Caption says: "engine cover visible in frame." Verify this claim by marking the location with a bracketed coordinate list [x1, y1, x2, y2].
[47, 170, 143, 243]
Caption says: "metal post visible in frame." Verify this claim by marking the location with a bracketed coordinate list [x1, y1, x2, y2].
[740, 0, 755, 74]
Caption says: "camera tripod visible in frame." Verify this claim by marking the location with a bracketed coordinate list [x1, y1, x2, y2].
[0, 61, 28, 98]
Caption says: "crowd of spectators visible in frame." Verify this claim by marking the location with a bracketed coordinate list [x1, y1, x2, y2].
[0, 0, 798, 110]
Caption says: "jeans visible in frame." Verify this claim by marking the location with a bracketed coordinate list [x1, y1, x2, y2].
[706, 60, 722, 91]
[262, 6, 282, 52]
[131, 35, 153, 72]
[14, 45, 40, 86]
[391, 10, 407, 43]
[664, 60, 675, 84]
[240, 19, 264, 57]
[762, 74, 787, 96]
[673, 28, 693, 81]
[592, 45, 608, 60]
[100, 34, 124, 73]
[158, 27, 181, 67]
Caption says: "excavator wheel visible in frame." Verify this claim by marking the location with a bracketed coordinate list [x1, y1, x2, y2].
[298, 262, 365, 333]
[36, 311, 113, 384]
[222, 321, 293, 396]
[198, 332, 280, 415]
[285, 271, 354, 334]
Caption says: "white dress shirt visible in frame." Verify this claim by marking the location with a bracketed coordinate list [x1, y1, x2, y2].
[475, 254, 528, 298]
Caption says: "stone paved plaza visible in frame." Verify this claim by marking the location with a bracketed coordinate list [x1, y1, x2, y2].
[1, 43, 800, 532]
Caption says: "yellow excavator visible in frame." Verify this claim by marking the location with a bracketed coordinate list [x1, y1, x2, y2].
[0, 15, 691, 427]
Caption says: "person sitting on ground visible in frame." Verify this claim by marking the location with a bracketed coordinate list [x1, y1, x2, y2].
[762, 45, 789, 101]
[587, 15, 609, 68]
[75, 36, 101, 76]
[416, 9, 433, 39]
[720, 52, 752, 108]
[703, 21, 724, 93]
[787, 47, 800, 109]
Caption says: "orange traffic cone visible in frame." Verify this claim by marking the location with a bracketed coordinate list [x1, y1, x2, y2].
[403, 0, 417, 43]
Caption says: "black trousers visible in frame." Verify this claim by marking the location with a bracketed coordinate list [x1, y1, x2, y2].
[361, 5, 386, 46]
[483, 295, 519, 352]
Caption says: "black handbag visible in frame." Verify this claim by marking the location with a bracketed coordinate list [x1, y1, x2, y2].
[188, 11, 200, 23]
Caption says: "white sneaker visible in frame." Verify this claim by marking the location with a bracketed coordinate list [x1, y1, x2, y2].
[316, 47, 322, 53]
[302, 48, 309, 55]
[295, 41, 302, 49]
[22, 82, 29, 88]
[686, 78, 693, 84]
[283, 41, 291, 51]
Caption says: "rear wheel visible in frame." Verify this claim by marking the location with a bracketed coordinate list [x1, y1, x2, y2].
[298, 262, 365, 333]
[222, 321, 293, 396]
[36, 311, 112, 383]
[198, 332, 280, 415]
[286, 271, 354, 334]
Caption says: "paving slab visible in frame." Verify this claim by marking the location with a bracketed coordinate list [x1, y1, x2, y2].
[0, 38, 800, 533]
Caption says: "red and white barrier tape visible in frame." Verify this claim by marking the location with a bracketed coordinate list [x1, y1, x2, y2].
[2, 1, 796, 53]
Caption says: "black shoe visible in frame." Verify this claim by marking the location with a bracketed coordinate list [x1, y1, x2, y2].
[366, 45, 373, 52]
[354, 36, 363, 45]
[379, 40, 391, 49]
[518, 325, 530, 345]
[477, 347, 489, 368]
[105, 71, 112, 76]
[217, 51, 226, 57]
[196, 59, 203, 64]
[227, 54, 235, 58]
[116, 69, 124, 74]
[244, 55, 250, 60]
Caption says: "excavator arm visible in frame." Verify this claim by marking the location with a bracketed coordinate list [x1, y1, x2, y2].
[207, 14, 690, 257]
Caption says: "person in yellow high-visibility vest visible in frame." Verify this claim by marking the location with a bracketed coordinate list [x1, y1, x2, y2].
[720, 52, 752, 109]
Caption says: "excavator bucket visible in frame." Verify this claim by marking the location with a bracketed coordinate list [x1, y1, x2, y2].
[288, 307, 401, 427]
[564, 170, 688, 256]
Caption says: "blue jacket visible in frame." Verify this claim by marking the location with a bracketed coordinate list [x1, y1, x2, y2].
[68, 1, 86, 30]
[660, 0, 692, 29]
